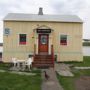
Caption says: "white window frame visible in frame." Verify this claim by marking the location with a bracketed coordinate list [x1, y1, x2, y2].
[18, 33, 27, 46]
[60, 34, 68, 46]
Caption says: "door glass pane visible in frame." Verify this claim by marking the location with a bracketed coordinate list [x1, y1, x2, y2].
[41, 35, 47, 44]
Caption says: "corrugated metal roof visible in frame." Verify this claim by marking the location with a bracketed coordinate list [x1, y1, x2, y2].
[3, 13, 83, 23]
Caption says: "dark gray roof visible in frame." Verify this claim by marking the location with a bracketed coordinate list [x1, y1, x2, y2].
[3, 13, 83, 23]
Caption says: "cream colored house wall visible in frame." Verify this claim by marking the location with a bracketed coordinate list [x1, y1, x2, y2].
[53, 23, 83, 62]
[3, 21, 83, 62]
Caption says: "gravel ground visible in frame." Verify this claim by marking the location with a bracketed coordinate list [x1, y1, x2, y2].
[75, 76, 90, 90]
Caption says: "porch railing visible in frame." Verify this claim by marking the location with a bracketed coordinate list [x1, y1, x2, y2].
[34, 44, 36, 55]
[51, 45, 54, 67]
[33, 44, 36, 61]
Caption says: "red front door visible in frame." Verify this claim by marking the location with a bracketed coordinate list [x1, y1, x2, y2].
[38, 34, 49, 54]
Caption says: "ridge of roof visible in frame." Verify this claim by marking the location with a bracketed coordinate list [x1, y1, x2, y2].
[3, 13, 83, 23]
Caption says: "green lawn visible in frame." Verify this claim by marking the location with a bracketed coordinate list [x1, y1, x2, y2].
[64, 56, 90, 67]
[72, 56, 90, 67]
[0, 63, 11, 70]
[83, 42, 90, 46]
[0, 56, 90, 90]
[0, 63, 42, 90]
[57, 56, 90, 90]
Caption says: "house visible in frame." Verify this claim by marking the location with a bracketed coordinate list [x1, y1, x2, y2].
[3, 8, 83, 67]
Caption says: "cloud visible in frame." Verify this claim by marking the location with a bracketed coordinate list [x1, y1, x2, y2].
[49, 0, 90, 39]
[0, 0, 90, 42]
[0, 0, 54, 15]
[50, 0, 88, 15]
[0, 0, 54, 42]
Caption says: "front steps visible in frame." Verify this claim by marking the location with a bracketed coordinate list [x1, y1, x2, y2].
[33, 55, 54, 68]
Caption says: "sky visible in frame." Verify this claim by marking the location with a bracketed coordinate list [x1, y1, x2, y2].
[0, 0, 90, 42]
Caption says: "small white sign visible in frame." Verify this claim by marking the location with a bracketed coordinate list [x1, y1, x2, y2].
[4, 28, 11, 35]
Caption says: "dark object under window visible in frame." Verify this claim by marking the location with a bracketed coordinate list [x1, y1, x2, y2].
[60, 35, 67, 45]
[19, 34, 26, 45]
[0, 53, 2, 58]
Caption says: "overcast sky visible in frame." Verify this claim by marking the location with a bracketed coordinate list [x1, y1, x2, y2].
[0, 0, 90, 42]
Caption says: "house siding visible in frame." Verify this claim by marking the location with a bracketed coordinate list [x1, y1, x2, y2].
[3, 21, 83, 62]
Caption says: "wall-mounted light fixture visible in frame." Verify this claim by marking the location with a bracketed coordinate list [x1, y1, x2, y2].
[32, 37, 34, 38]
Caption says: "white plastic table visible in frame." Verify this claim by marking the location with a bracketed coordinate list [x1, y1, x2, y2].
[17, 60, 25, 70]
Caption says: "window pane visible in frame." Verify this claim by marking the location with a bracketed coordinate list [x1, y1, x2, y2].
[60, 35, 67, 45]
[40, 35, 47, 44]
[19, 34, 26, 45]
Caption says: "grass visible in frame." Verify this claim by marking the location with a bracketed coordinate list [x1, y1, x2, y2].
[0, 63, 11, 70]
[0, 63, 42, 90]
[57, 74, 75, 90]
[57, 70, 90, 90]
[57, 56, 90, 90]
[0, 56, 90, 90]
[0, 72, 41, 90]
[64, 56, 90, 67]
[83, 42, 90, 46]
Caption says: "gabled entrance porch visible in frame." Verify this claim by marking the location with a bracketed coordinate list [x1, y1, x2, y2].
[32, 25, 54, 68]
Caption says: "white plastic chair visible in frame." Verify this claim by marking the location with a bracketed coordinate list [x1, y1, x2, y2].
[25, 58, 33, 70]
[11, 58, 18, 67]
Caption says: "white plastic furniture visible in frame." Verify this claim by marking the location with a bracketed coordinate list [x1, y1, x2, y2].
[11, 58, 18, 67]
[25, 58, 33, 70]
[16, 60, 25, 69]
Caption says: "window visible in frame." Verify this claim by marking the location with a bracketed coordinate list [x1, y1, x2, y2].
[60, 35, 67, 45]
[4, 28, 11, 36]
[19, 34, 26, 45]
[40, 35, 47, 44]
